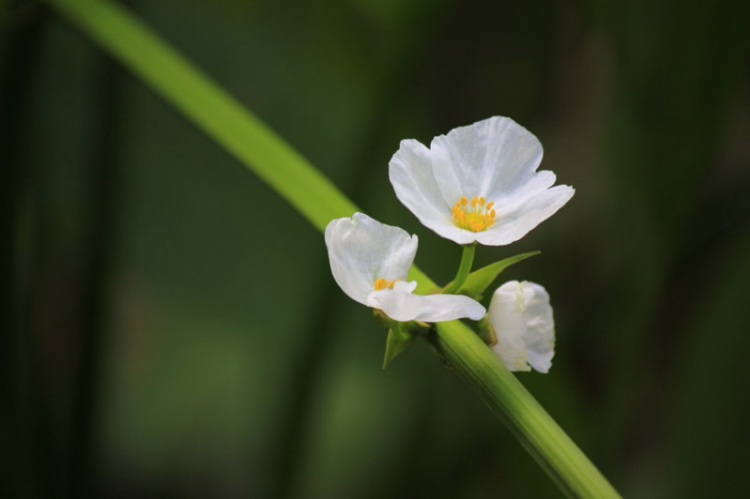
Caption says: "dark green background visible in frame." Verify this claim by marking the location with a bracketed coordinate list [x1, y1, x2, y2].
[3, 0, 749, 497]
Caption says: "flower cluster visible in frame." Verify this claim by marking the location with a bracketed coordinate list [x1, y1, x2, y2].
[325, 116, 569, 372]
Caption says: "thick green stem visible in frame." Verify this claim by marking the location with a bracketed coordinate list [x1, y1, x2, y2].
[45, 0, 622, 497]
[432, 317, 621, 499]
[48, 0, 357, 233]
[443, 243, 476, 294]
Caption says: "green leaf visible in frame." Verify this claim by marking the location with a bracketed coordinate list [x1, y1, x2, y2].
[382, 323, 415, 369]
[457, 251, 540, 299]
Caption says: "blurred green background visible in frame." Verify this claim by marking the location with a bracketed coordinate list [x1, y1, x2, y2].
[2, 0, 750, 497]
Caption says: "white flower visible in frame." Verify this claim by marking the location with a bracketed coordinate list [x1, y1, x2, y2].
[325, 213, 486, 322]
[389, 116, 574, 245]
[488, 280, 555, 373]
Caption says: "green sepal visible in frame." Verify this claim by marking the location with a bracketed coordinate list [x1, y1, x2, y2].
[382, 322, 415, 369]
[477, 316, 498, 346]
[372, 309, 395, 327]
[457, 251, 540, 300]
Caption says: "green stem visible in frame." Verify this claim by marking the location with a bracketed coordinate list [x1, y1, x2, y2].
[45, 0, 622, 497]
[433, 319, 621, 499]
[443, 243, 476, 294]
[47, 0, 357, 233]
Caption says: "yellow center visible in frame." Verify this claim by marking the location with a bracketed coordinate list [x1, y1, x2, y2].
[452, 196, 496, 232]
[374, 278, 400, 291]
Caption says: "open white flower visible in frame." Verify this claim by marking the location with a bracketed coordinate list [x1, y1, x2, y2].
[325, 213, 486, 322]
[488, 280, 555, 373]
[389, 116, 574, 245]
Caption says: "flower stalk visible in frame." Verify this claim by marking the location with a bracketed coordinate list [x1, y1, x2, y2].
[443, 243, 476, 294]
[45, 0, 622, 497]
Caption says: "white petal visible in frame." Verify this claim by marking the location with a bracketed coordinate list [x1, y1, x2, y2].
[367, 281, 486, 322]
[325, 213, 417, 305]
[389, 139, 461, 242]
[488, 281, 555, 373]
[431, 116, 543, 203]
[476, 185, 575, 246]
[489, 168, 556, 206]
[388, 116, 574, 246]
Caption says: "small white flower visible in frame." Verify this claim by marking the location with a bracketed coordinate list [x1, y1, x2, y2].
[389, 116, 574, 245]
[325, 213, 486, 322]
[488, 280, 555, 373]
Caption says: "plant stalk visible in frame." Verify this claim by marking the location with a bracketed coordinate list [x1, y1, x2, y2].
[443, 243, 476, 294]
[432, 317, 621, 498]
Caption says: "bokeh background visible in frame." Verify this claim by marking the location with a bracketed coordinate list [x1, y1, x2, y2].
[3, 0, 750, 497]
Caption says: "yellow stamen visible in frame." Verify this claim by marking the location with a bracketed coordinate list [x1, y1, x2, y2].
[374, 278, 400, 290]
[452, 195, 496, 232]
